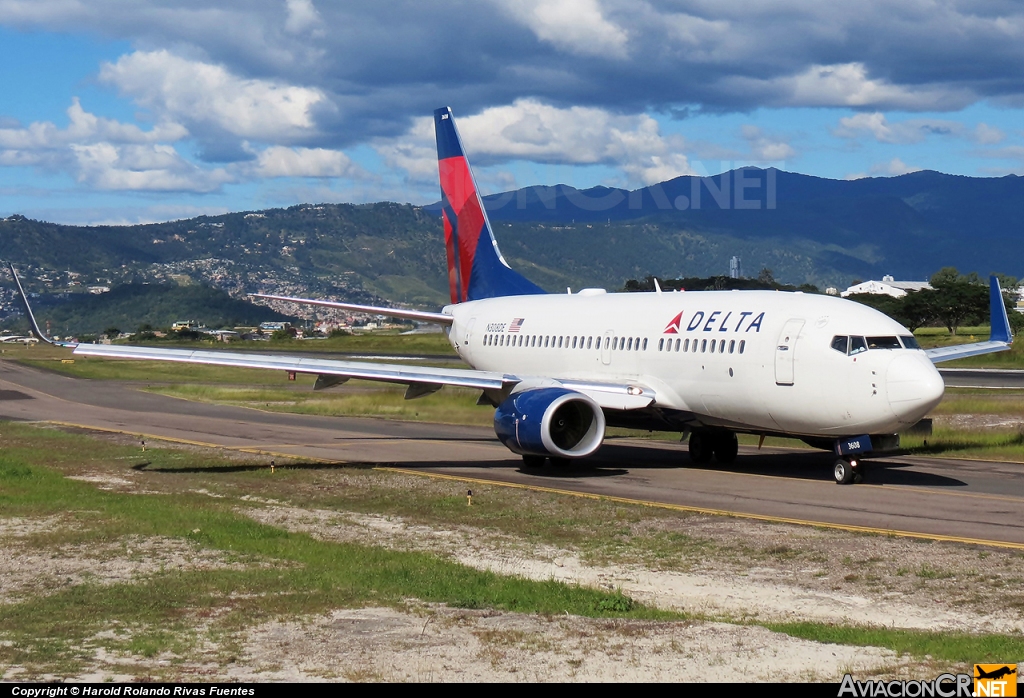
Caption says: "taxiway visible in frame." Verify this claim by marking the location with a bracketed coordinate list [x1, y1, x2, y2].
[2, 358, 1023, 548]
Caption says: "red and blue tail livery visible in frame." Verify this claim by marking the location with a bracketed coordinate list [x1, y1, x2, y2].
[434, 106, 545, 304]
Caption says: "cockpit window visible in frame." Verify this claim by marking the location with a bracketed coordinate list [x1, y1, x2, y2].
[866, 336, 901, 350]
[900, 335, 921, 350]
[831, 335, 849, 354]
[849, 336, 868, 355]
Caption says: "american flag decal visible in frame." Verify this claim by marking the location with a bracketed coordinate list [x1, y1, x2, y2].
[509, 318, 525, 333]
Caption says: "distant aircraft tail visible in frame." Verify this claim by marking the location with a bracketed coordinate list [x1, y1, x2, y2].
[434, 107, 545, 304]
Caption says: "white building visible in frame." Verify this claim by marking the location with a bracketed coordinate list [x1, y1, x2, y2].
[841, 275, 932, 298]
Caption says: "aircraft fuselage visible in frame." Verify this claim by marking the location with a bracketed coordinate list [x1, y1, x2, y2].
[447, 288, 944, 439]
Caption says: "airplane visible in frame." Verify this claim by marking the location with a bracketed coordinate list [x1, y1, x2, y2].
[6, 106, 1014, 485]
[975, 666, 1016, 681]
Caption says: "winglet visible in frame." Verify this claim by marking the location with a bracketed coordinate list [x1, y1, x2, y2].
[989, 275, 1013, 344]
[7, 262, 75, 347]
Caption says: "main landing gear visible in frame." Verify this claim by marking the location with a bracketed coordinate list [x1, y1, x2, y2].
[688, 431, 738, 465]
[833, 457, 864, 485]
[521, 455, 571, 468]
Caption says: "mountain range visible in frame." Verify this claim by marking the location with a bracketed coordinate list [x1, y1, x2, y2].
[1, 168, 1021, 316]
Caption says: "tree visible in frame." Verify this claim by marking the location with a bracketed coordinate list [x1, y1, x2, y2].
[895, 289, 938, 332]
[757, 267, 775, 285]
[103, 326, 120, 338]
[930, 266, 960, 288]
[932, 281, 987, 336]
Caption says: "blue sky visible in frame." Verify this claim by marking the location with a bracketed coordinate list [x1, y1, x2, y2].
[2, 1, 1023, 225]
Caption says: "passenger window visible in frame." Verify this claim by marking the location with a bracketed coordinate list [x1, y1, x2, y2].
[850, 336, 867, 355]
[739, 340, 745, 354]
[701, 339, 707, 352]
[642, 338, 647, 350]
[719, 341, 725, 353]
[831, 335, 849, 354]
[710, 339, 716, 352]
[683, 338, 688, 352]
[729, 340, 735, 353]
[658, 338, 664, 351]
[604, 337, 610, 350]
[900, 335, 920, 350]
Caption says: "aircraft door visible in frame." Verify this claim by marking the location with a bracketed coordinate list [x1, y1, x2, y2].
[774, 318, 805, 386]
[459, 318, 476, 359]
[601, 330, 614, 365]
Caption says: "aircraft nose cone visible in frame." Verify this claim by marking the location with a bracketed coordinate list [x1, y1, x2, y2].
[886, 354, 944, 424]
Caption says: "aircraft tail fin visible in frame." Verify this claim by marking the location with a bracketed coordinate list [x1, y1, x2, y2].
[434, 107, 545, 303]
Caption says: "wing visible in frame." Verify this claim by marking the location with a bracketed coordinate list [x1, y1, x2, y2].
[8, 263, 657, 411]
[924, 276, 1014, 364]
[72, 343, 656, 409]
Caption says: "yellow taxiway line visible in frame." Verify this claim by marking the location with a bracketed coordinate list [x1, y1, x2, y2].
[379, 466, 1024, 552]
[41, 420, 1024, 552]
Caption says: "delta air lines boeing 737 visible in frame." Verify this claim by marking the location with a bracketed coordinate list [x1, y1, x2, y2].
[9, 107, 1014, 484]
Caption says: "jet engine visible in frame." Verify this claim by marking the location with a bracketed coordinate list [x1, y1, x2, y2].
[493, 387, 606, 458]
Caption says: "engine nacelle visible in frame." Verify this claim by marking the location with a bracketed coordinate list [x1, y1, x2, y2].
[493, 387, 606, 458]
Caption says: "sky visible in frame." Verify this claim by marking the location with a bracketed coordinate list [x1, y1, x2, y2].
[1, 0, 1023, 225]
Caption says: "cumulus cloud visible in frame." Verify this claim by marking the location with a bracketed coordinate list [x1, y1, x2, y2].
[740, 125, 795, 162]
[71, 143, 232, 192]
[0, 98, 201, 185]
[834, 112, 965, 143]
[0, 96, 365, 193]
[5, 1, 1024, 209]
[495, 0, 629, 58]
[250, 146, 364, 178]
[5, 1, 1024, 130]
[973, 123, 1005, 145]
[284, 0, 324, 35]
[377, 99, 694, 187]
[99, 50, 328, 144]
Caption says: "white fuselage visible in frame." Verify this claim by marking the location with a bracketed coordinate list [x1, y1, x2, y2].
[444, 289, 944, 438]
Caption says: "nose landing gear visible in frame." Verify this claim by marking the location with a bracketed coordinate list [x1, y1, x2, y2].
[833, 457, 863, 485]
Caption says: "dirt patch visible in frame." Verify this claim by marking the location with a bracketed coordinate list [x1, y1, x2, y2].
[0, 529, 250, 606]
[223, 606, 906, 682]
[934, 414, 1024, 431]
[243, 506, 1024, 634]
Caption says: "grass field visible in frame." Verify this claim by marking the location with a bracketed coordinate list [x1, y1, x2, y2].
[0, 423, 674, 678]
[3, 422, 1024, 679]
[6, 333, 1024, 460]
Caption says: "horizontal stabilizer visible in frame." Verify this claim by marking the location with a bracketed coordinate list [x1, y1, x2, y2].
[249, 293, 453, 325]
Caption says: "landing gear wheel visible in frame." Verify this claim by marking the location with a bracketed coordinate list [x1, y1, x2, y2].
[712, 432, 739, 463]
[522, 455, 546, 469]
[689, 432, 713, 464]
[834, 458, 857, 485]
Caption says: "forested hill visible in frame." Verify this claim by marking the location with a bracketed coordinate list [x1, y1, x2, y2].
[2, 168, 1022, 311]
[26, 284, 296, 336]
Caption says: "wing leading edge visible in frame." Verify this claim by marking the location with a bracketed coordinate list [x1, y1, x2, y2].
[924, 276, 1014, 364]
[70, 343, 656, 410]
